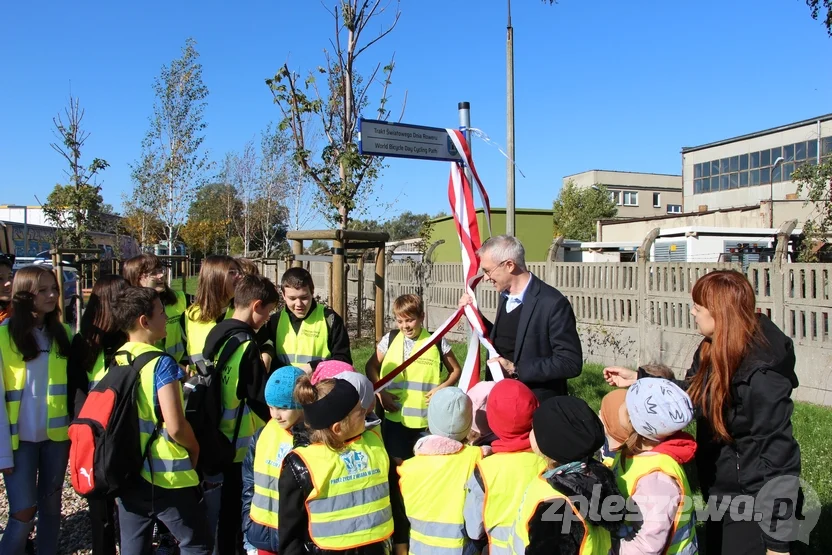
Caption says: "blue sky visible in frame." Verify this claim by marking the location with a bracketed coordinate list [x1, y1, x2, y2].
[1, 0, 830, 225]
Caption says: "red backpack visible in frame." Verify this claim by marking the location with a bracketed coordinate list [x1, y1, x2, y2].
[68, 350, 166, 498]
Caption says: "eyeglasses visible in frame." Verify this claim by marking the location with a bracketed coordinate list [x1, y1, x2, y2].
[146, 266, 167, 277]
[482, 260, 508, 278]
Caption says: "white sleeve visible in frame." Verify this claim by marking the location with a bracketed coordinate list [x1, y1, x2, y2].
[439, 337, 452, 356]
[376, 332, 391, 357]
[0, 349, 13, 469]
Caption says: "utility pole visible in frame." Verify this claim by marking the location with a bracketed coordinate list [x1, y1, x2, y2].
[506, 0, 516, 236]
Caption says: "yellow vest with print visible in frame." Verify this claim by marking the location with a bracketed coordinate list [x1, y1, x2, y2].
[398, 444, 482, 554]
[294, 429, 393, 550]
[117, 341, 198, 489]
[614, 451, 698, 555]
[215, 332, 261, 463]
[275, 305, 330, 369]
[379, 328, 441, 429]
[184, 305, 224, 372]
[157, 290, 187, 363]
[508, 474, 612, 555]
[1, 323, 72, 450]
[479, 451, 547, 555]
[249, 420, 295, 529]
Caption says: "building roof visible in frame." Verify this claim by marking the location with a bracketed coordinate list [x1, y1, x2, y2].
[682, 113, 832, 154]
[597, 203, 761, 225]
[562, 169, 681, 179]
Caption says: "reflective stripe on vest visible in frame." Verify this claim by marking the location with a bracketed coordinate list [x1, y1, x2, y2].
[161, 290, 187, 363]
[275, 305, 330, 369]
[87, 351, 109, 391]
[379, 328, 441, 429]
[184, 306, 221, 371]
[250, 421, 295, 529]
[508, 474, 611, 555]
[479, 451, 548, 553]
[0, 323, 72, 450]
[614, 452, 699, 555]
[294, 429, 393, 550]
[398, 444, 482, 553]
[216, 332, 261, 462]
[117, 341, 198, 489]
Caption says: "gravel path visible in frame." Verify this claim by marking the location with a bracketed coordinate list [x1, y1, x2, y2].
[0, 468, 96, 554]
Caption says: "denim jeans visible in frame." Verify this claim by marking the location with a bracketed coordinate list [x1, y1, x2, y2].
[117, 478, 212, 555]
[0, 440, 70, 555]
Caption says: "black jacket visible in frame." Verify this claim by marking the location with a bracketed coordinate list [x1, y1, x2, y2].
[484, 274, 583, 401]
[645, 314, 801, 552]
[203, 319, 270, 423]
[525, 459, 630, 554]
[259, 301, 352, 371]
[277, 434, 399, 555]
[242, 422, 310, 553]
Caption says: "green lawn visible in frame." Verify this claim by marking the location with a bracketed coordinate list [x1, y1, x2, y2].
[352, 338, 832, 553]
[170, 275, 198, 296]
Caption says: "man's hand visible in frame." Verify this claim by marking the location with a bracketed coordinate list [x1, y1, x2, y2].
[377, 390, 401, 412]
[603, 366, 638, 388]
[458, 294, 473, 310]
[488, 356, 516, 378]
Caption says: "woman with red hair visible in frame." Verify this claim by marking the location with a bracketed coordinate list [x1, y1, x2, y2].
[604, 270, 801, 555]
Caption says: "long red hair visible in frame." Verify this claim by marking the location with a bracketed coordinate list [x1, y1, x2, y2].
[688, 270, 760, 442]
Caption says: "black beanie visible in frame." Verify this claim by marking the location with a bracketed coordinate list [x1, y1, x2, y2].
[302, 378, 360, 430]
[533, 396, 605, 463]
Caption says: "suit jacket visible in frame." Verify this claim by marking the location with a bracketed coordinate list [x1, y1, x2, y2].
[486, 274, 582, 401]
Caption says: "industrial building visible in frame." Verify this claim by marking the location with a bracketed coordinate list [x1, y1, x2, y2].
[563, 170, 683, 218]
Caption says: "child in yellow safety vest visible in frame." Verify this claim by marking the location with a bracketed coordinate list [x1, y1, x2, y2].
[612, 378, 699, 555]
[278, 376, 395, 555]
[242, 364, 309, 555]
[463, 379, 544, 555]
[260, 267, 352, 374]
[398, 387, 490, 554]
[0, 265, 73, 555]
[365, 293, 462, 462]
[508, 397, 627, 554]
[202, 274, 280, 554]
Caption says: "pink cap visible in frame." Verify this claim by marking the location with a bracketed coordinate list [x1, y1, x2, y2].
[311, 360, 356, 385]
[467, 381, 496, 438]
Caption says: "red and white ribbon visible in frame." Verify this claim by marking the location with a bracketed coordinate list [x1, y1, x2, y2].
[373, 130, 502, 394]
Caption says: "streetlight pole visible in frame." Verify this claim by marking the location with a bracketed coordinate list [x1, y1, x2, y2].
[770, 156, 785, 228]
[506, 0, 516, 236]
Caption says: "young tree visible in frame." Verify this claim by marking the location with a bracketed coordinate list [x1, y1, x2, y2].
[187, 182, 241, 255]
[223, 141, 258, 256]
[266, 0, 403, 230]
[552, 180, 618, 242]
[793, 159, 832, 260]
[43, 94, 110, 249]
[252, 125, 291, 256]
[136, 37, 210, 255]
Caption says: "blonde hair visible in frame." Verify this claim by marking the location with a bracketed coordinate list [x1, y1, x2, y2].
[295, 376, 362, 452]
[235, 257, 260, 276]
[192, 255, 240, 323]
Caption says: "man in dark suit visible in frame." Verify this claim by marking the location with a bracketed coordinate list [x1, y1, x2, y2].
[459, 235, 582, 401]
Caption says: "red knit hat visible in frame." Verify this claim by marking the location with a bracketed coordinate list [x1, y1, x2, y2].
[486, 380, 539, 453]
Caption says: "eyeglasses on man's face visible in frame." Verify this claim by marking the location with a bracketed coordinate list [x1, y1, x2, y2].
[482, 260, 508, 278]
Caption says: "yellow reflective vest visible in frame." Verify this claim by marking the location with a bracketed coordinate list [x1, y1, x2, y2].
[249, 420, 295, 529]
[184, 305, 229, 373]
[293, 429, 393, 550]
[614, 451, 699, 555]
[275, 305, 330, 369]
[87, 351, 108, 390]
[117, 341, 198, 489]
[479, 451, 547, 554]
[379, 329, 441, 429]
[398, 443, 482, 554]
[216, 331, 261, 463]
[1, 323, 72, 450]
[508, 473, 612, 555]
[159, 290, 187, 363]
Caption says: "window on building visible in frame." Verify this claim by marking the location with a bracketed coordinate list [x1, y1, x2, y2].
[653, 192, 661, 207]
[808, 139, 818, 160]
[760, 149, 771, 167]
[667, 204, 682, 214]
[823, 137, 832, 157]
[739, 153, 749, 171]
[608, 190, 621, 205]
[623, 191, 638, 206]
[784, 144, 794, 161]
[729, 173, 739, 189]
[729, 156, 739, 172]
[795, 141, 806, 161]
[740, 171, 749, 187]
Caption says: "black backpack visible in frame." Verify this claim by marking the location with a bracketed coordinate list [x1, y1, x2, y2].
[68, 351, 165, 498]
[184, 331, 251, 475]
